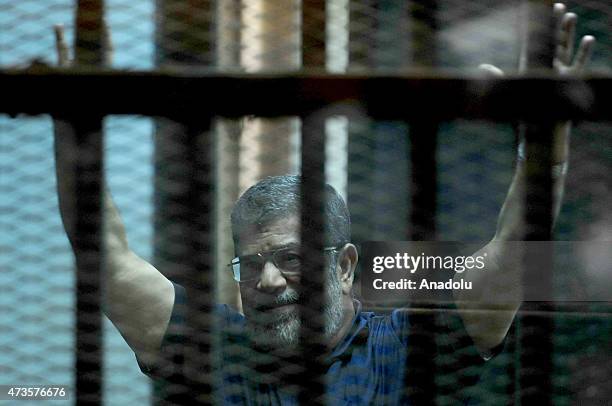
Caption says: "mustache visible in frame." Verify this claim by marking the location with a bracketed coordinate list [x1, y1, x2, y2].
[254, 289, 300, 311]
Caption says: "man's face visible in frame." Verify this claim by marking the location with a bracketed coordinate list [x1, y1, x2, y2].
[236, 215, 345, 350]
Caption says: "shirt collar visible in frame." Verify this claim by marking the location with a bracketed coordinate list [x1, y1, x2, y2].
[327, 299, 370, 361]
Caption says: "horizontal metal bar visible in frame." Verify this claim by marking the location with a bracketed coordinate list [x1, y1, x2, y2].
[364, 303, 612, 315]
[1, 68, 611, 121]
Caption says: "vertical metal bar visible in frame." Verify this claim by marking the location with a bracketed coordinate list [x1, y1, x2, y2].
[348, 0, 379, 69]
[302, 0, 326, 68]
[155, 0, 215, 66]
[182, 119, 215, 405]
[347, 0, 378, 246]
[74, 1, 104, 405]
[239, 0, 301, 190]
[404, 125, 438, 406]
[75, 0, 104, 66]
[216, 0, 242, 313]
[409, 0, 438, 68]
[72, 117, 104, 406]
[217, 0, 241, 69]
[152, 3, 215, 401]
[409, 0, 439, 240]
[301, 17, 328, 406]
[298, 113, 327, 406]
[409, 128, 437, 241]
[405, 1, 438, 404]
[518, 3, 556, 404]
[347, 0, 411, 246]
[154, 0, 215, 285]
[301, 21, 327, 406]
[153, 120, 198, 405]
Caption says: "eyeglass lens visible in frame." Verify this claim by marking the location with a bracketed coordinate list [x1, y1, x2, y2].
[239, 248, 303, 281]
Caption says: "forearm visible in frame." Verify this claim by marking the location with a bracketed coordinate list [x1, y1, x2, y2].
[54, 119, 174, 358]
[495, 122, 570, 241]
[98, 194, 175, 358]
[454, 123, 570, 353]
[54, 120, 129, 254]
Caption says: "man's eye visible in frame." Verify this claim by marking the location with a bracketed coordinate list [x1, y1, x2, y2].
[241, 259, 262, 272]
[279, 253, 302, 268]
[240, 259, 261, 278]
[242, 258, 260, 269]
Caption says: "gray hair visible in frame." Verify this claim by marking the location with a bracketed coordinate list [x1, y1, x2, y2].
[231, 175, 350, 249]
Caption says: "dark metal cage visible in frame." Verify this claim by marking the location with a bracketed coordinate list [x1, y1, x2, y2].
[1, 0, 611, 405]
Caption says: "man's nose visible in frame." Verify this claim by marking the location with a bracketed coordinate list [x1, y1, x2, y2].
[257, 260, 287, 293]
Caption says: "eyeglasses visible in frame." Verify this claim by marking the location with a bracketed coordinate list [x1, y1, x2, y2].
[229, 245, 342, 283]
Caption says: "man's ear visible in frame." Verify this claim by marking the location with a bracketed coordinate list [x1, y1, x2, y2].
[337, 243, 358, 294]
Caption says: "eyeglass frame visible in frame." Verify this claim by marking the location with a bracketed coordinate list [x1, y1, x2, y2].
[228, 244, 345, 283]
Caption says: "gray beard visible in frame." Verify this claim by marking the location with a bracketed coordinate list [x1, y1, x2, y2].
[247, 271, 345, 350]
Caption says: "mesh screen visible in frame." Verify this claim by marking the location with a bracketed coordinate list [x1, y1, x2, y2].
[1, 0, 611, 405]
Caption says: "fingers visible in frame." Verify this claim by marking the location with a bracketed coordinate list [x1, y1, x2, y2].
[554, 2, 576, 66]
[54, 24, 70, 67]
[573, 35, 596, 72]
[478, 64, 505, 77]
[552, 3, 596, 74]
[554, 2, 566, 43]
[560, 12, 577, 65]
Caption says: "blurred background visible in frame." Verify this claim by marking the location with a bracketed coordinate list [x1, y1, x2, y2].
[0, 0, 610, 404]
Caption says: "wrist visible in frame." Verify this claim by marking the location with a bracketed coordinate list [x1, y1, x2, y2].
[517, 140, 568, 178]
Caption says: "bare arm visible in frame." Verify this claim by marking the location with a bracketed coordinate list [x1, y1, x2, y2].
[454, 3, 596, 354]
[53, 24, 174, 364]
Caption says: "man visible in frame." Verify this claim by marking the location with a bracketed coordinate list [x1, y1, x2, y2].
[53, 3, 595, 404]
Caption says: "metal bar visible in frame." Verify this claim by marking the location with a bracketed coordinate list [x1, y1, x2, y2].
[215, 0, 243, 311]
[347, 0, 411, 247]
[518, 1, 556, 405]
[302, 0, 326, 67]
[298, 113, 327, 405]
[155, 0, 215, 67]
[239, 0, 301, 195]
[75, 0, 104, 66]
[405, 123, 438, 405]
[72, 116, 104, 406]
[519, 133, 556, 399]
[182, 119, 215, 405]
[410, 0, 438, 69]
[404, 1, 439, 404]
[409, 124, 437, 241]
[153, 0, 215, 288]
[217, 0, 241, 69]
[151, 127, 216, 405]
[74, 1, 104, 405]
[365, 305, 612, 318]
[2, 71, 609, 121]
[152, 3, 215, 403]
[151, 119, 216, 405]
[348, 0, 380, 69]
[151, 120, 197, 405]
[347, 0, 378, 247]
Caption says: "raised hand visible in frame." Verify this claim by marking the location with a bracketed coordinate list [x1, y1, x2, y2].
[52, 20, 113, 239]
[479, 2, 595, 77]
[553, 3, 595, 75]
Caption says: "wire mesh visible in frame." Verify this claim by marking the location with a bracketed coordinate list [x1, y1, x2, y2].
[1, 0, 611, 405]
[0, 117, 74, 406]
[2, 0, 611, 71]
[0, 115, 154, 405]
